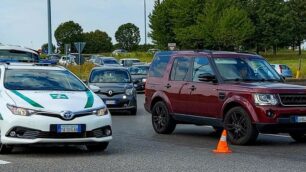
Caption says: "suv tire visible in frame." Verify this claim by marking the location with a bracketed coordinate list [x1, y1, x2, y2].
[152, 101, 176, 134]
[224, 107, 258, 145]
[86, 142, 109, 152]
[289, 132, 306, 142]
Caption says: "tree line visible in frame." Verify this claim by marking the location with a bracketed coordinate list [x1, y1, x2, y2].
[149, 0, 306, 55]
[43, 21, 142, 54]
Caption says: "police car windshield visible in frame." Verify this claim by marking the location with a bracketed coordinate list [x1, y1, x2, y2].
[4, 69, 87, 91]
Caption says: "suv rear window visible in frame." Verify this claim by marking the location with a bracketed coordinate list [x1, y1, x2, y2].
[149, 54, 170, 78]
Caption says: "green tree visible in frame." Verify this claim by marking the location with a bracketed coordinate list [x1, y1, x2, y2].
[83, 30, 113, 53]
[171, 0, 206, 49]
[286, 0, 306, 55]
[248, 0, 288, 54]
[41, 43, 55, 54]
[54, 21, 83, 52]
[149, 0, 176, 49]
[115, 23, 141, 51]
[197, 0, 255, 50]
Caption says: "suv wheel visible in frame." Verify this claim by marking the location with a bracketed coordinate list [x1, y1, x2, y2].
[289, 132, 306, 142]
[86, 142, 109, 152]
[0, 143, 13, 154]
[152, 101, 176, 134]
[224, 107, 258, 145]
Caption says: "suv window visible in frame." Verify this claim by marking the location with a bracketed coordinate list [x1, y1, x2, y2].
[170, 57, 192, 81]
[192, 57, 214, 82]
[149, 55, 170, 78]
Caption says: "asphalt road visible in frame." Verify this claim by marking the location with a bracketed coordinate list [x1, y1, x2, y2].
[1, 94, 306, 172]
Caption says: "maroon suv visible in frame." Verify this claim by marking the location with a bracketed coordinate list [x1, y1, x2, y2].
[144, 51, 306, 145]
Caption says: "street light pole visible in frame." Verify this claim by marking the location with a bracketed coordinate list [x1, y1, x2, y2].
[144, 0, 147, 45]
[47, 0, 53, 54]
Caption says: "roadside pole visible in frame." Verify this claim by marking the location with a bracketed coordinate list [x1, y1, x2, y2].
[74, 42, 86, 78]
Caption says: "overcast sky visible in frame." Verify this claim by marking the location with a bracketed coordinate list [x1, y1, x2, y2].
[0, 0, 155, 49]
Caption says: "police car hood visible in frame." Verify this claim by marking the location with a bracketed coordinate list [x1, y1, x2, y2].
[6, 90, 103, 112]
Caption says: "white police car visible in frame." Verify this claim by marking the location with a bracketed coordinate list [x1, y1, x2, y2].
[0, 63, 112, 153]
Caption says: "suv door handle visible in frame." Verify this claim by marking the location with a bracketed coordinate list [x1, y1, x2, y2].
[189, 85, 196, 91]
[165, 84, 171, 89]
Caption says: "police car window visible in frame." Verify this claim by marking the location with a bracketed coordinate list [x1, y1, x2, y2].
[170, 57, 191, 81]
[192, 57, 214, 82]
[4, 69, 87, 91]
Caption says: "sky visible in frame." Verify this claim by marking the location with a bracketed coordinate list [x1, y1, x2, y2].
[0, 0, 155, 50]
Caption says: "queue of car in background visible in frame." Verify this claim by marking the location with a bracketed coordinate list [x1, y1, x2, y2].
[87, 66, 137, 115]
[59, 54, 77, 66]
[93, 57, 121, 67]
[119, 58, 141, 67]
[128, 64, 150, 92]
[271, 64, 293, 78]
[112, 49, 128, 56]
[0, 45, 40, 63]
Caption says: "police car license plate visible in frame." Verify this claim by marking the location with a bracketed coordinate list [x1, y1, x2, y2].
[106, 100, 116, 105]
[57, 125, 81, 133]
[295, 116, 306, 123]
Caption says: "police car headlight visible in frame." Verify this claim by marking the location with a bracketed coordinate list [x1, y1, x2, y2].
[254, 94, 278, 106]
[125, 88, 134, 96]
[94, 107, 109, 116]
[7, 104, 37, 116]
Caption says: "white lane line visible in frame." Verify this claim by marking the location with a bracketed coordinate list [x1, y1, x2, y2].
[0, 160, 11, 165]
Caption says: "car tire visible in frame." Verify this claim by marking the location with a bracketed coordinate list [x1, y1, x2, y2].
[0, 144, 13, 154]
[130, 108, 137, 115]
[289, 132, 306, 142]
[86, 142, 109, 152]
[152, 101, 176, 134]
[224, 107, 258, 145]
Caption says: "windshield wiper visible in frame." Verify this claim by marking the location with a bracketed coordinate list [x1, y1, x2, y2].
[258, 79, 280, 82]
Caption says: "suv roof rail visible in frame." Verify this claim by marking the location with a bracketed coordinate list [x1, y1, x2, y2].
[236, 51, 258, 55]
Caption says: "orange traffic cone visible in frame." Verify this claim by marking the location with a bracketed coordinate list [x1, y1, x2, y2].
[213, 130, 232, 153]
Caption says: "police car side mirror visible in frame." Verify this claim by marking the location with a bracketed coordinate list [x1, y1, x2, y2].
[89, 85, 100, 93]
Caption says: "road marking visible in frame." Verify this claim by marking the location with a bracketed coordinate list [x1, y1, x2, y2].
[0, 160, 11, 165]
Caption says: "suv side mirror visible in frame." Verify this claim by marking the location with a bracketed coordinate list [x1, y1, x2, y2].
[89, 85, 100, 93]
[198, 73, 217, 83]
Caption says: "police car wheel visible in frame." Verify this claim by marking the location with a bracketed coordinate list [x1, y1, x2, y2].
[0, 143, 13, 154]
[86, 142, 109, 152]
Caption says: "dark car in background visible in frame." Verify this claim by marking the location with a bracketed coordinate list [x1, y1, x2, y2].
[129, 64, 150, 92]
[94, 57, 120, 67]
[0, 45, 39, 63]
[88, 67, 137, 115]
